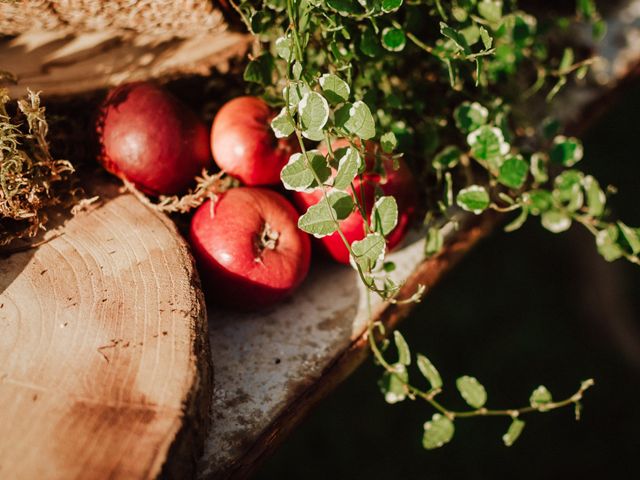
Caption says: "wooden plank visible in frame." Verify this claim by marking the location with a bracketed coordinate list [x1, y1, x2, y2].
[0, 181, 211, 479]
[197, 2, 640, 478]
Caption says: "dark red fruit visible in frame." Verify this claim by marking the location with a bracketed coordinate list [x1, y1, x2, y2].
[96, 82, 211, 196]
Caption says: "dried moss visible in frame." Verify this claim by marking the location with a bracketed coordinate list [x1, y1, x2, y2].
[0, 89, 75, 247]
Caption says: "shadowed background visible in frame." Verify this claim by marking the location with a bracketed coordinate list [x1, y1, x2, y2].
[255, 84, 640, 480]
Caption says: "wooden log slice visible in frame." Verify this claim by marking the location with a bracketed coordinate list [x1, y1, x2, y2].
[0, 182, 211, 479]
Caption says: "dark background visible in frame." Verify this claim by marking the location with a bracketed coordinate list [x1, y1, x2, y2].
[255, 85, 640, 479]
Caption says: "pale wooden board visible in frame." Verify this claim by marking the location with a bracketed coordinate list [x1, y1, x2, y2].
[1, 29, 250, 98]
[0, 183, 210, 479]
[198, 2, 640, 477]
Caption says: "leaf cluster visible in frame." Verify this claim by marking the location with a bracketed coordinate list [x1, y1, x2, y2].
[229, 0, 620, 451]
[235, 0, 637, 282]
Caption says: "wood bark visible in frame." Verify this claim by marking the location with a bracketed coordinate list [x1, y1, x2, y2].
[0, 1, 226, 37]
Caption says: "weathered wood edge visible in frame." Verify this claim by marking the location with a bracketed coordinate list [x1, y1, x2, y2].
[215, 213, 499, 479]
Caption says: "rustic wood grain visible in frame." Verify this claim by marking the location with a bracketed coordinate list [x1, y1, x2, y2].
[0, 30, 250, 98]
[0, 182, 211, 479]
[197, 2, 640, 478]
[0, 0, 227, 37]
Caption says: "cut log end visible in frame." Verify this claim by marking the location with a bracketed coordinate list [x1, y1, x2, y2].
[0, 180, 211, 479]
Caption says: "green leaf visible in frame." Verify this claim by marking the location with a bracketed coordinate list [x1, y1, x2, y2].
[529, 385, 553, 408]
[467, 125, 510, 166]
[328, 190, 354, 220]
[554, 170, 584, 196]
[433, 146, 462, 170]
[382, 0, 403, 13]
[456, 375, 487, 409]
[425, 227, 444, 257]
[479, 26, 493, 50]
[275, 35, 292, 60]
[382, 27, 406, 52]
[280, 151, 331, 192]
[351, 233, 386, 270]
[417, 354, 442, 390]
[380, 131, 398, 153]
[379, 363, 408, 404]
[498, 155, 528, 189]
[618, 221, 640, 255]
[326, 0, 361, 15]
[383, 261, 396, 272]
[550, 136, 584, 166]
[335, 101, 376, 139]
[243, 53, 274, 85]
[319, 73, 350, 105]
[577, 0, 597, 19]
[503, 419, 525, 447]
[461, 25, 480, 46]
[298, 92, 330, 133]
[333, 147, 362, 190]
[554, 170, 584, 212]
[454, 102, 489, 133]
[541, 210, 572, 233]
[283, 82, 310, 108]
[478, 0, 503, 23]
[371, 196, 398, 236]
[302, 129, 325, 141]
[530, 153, 549, 184]
[360, 26, 384, 58]
[582, 175, 606, 217]
[298, 199, 338, 238]
[393, 330, 411, 366]
[270, 108, 295, 139]
[559, 48, 575, 72]
[440, 22, 471, 55]
[422, 414, 455, 450]
[451, 6, 468, 22]
[292, 60, 303, 79]
[457, 185, 490, 214]
[524, 190, 553, 215]
[596, 226, 624, 261]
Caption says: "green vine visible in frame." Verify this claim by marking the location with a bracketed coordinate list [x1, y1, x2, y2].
[368, 321, 594, 448]
[232, 0, 636, 449]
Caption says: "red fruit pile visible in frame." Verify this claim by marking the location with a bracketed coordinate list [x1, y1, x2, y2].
[95, 83, 417, 309]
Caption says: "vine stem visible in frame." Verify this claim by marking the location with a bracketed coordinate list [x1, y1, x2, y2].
[228, 0, 252, 31]
[367, 320, 595, 420]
